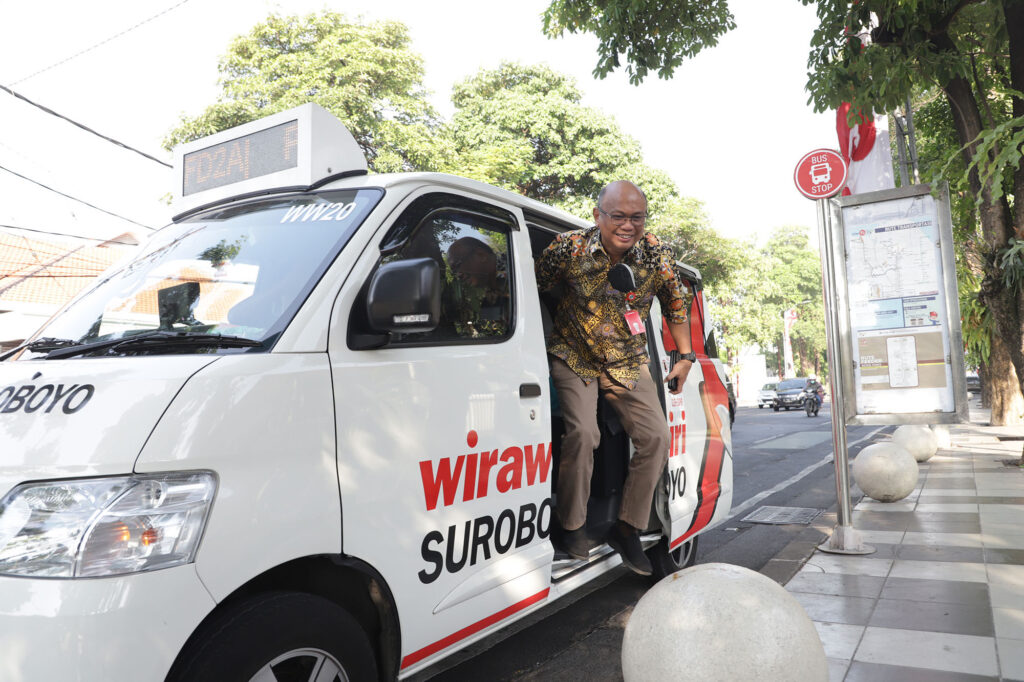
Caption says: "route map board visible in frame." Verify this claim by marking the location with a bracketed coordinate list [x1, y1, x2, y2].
[830, 184, 967, 425]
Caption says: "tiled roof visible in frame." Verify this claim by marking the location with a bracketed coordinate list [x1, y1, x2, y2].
[0, 230, 137, 309]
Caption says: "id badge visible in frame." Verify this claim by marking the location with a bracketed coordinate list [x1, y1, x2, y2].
[624, 310, 644, 335]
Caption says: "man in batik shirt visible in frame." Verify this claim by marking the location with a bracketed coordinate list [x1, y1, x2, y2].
[535, 180, 695, 575]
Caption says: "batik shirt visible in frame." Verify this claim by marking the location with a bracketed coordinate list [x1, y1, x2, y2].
[535, 225, 689, 389]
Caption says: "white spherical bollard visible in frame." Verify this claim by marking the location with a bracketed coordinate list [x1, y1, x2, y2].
[622, 563, 827, 682]
[852, 442, 919, 502]
[893, 424, 939, 462]
[931, 424, 951, 449]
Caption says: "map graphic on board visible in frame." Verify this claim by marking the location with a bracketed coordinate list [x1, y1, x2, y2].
[842, 193, 952, 413]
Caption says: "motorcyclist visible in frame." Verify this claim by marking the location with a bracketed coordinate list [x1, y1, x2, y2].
[805, 376, 824, 408]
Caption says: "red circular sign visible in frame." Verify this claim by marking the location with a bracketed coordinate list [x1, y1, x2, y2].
[793, 148, 848, 200]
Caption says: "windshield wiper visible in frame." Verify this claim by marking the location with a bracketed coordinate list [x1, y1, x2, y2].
[0, 337, 81, 361]
[42, 331, 263, 359]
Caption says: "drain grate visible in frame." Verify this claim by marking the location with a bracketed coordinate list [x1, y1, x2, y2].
[742, 506, 823, 525]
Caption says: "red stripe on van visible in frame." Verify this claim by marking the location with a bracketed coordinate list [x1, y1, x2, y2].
[400, 588, 550, 669]
[670, 366, 728, 549]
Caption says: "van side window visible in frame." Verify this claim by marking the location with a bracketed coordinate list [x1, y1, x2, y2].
[384, 210, 514, 344]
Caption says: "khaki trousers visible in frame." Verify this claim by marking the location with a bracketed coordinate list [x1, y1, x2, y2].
[550, 356, 669, 531]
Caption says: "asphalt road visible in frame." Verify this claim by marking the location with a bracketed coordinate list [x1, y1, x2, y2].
[413, 402, 890, 681]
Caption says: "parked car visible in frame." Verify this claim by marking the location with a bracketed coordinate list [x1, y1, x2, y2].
[773, 377, 821, 411]
[966, 372, 981, 394]
[757, 382, 778, 409]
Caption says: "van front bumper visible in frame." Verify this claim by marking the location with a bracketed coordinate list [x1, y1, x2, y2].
[0, 565, 216, 681]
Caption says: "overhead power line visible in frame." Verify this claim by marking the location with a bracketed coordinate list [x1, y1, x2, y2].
[0, 223, 144, 246]
[0, 83, 172, 168]
[11, 0, 192, 86]
[0, 163, 157, 230]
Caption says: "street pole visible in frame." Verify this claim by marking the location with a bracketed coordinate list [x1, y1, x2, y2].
[815, 197, 874, 555]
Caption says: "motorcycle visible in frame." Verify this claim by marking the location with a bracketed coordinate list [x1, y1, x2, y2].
[804, 387, 823, 417]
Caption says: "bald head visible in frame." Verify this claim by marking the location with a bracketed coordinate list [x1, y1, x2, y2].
[593, 181, 648, 264]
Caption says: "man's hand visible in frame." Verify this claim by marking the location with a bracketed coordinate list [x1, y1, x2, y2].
[665, 358, 693, 394]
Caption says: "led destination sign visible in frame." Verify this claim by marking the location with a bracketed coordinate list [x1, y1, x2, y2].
[182, 120, 299, 196]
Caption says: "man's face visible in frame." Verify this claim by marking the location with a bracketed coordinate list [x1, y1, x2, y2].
[449, 242, 494, 287]
[593, 184, 647, 261]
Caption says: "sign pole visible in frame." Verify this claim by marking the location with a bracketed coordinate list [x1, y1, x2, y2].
[815, 197, 873, 555]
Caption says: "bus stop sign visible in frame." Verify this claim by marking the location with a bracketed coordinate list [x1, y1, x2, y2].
[794, 148, 848, 200]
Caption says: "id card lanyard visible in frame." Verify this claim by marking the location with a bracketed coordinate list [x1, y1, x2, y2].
[623, 291, 644, 335]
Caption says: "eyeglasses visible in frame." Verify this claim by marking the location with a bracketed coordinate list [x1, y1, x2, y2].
[598, 206, 647, 227]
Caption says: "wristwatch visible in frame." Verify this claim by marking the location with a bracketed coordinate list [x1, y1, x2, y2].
[678, 352, 696, 363]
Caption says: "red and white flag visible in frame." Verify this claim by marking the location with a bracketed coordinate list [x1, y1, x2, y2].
[837, 103, 895, 195]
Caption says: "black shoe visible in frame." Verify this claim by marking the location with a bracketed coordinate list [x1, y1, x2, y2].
[553, 526, 590, 560]
[606, 522, 653, 576]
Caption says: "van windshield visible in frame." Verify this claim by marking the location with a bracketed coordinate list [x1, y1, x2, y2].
[777, 379, 807, 391]
[26, 189, 382, 357]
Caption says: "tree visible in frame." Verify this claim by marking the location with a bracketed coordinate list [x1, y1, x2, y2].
[162, 11, 446, 172]
[542, 1, 736, 84]
[443, 63, 677, 217]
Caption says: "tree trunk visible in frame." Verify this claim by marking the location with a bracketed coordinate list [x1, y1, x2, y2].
[988, 333, 1024, 425]
[938, 28, 1024, 409]
[979, 359, 990, 408]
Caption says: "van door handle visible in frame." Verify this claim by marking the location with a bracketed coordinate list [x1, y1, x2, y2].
[519, 383, 542, 398]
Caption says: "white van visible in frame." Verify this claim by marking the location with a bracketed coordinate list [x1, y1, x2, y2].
[0, 104, 733, 681]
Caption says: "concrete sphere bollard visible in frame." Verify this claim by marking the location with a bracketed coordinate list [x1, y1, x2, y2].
[621, 563, 827, 682]
[893, 424, 939, 462]
[852, 442, 919, 502]
[931, 424, 951, 449]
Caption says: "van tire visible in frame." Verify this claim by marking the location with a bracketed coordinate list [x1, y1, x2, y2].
[166, 591, 377, 682]
[647, 535, 699, 581]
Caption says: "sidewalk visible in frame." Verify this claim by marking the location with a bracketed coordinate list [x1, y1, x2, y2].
[779, 403, 1024, 681]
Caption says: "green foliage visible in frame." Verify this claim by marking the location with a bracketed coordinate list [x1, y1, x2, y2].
[442, 62, 677, 217]
[162, 11, 445, 172]
[999, 237, 1024, 292]
[542, 0, 736, 84]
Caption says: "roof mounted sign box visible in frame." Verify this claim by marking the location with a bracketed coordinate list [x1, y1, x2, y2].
[171, 103, 368, 219]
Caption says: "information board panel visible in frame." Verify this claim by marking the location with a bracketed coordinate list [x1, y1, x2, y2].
[830, 184, 967, 425]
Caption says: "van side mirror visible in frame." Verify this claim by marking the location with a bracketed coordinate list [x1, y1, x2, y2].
[366, 258, 441, 334]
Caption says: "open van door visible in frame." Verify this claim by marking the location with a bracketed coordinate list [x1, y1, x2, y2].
[648, 265, 734, 569]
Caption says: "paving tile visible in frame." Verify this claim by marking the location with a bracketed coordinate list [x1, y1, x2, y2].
[881, 577, 990, 606]
[895, 544, 985, 563]
[977, 489, 1024, 497]
[916, 503, 981, 513]
[791, 592, 876, 625]
[994, 608, 1024, 640]
[844, 660, 997, 681]
[903, 531, 984, 548]
[890, 559, 988, 583]
[852, 511, 912, 531]
[988, 564, 1024, 586]
[924, 478, 979, 489]
[928, 472, 982, 478]
[919, 489, 980, 497]
[984, 547, 1024, 564]
[827, 657, 849, 682]
[997, 637, 1024, 681]
[982, 533, 1024, 550]
[990, 583, 1024, 610]
[917, 496, 983, 504]
[856, 501, 917, 512]
[858, 529, 906, 544]
[787, 572, 886, 598]
[869, 598, 993, 636]
[814, 621, 864, 659]
[906, 518, 982, 534]
[853, 626, 998, 676]
[801, 554, 893, 578]
[980, 520, 1024, 535]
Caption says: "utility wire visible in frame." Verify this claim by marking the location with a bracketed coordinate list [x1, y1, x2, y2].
[0, 83, 173, 168]
[0, 163, 158, 230]
[11, 0, 192, 86]
[0, 223, 144, 246]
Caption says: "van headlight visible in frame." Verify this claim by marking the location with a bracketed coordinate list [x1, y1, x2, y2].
[0, 472, 216, 578]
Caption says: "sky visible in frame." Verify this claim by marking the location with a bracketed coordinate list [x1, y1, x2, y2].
[0, 0, 836, 247]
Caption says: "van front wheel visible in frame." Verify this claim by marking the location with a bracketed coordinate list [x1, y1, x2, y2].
[167, 591, 377, 682]
[647, 535, 699, 581]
